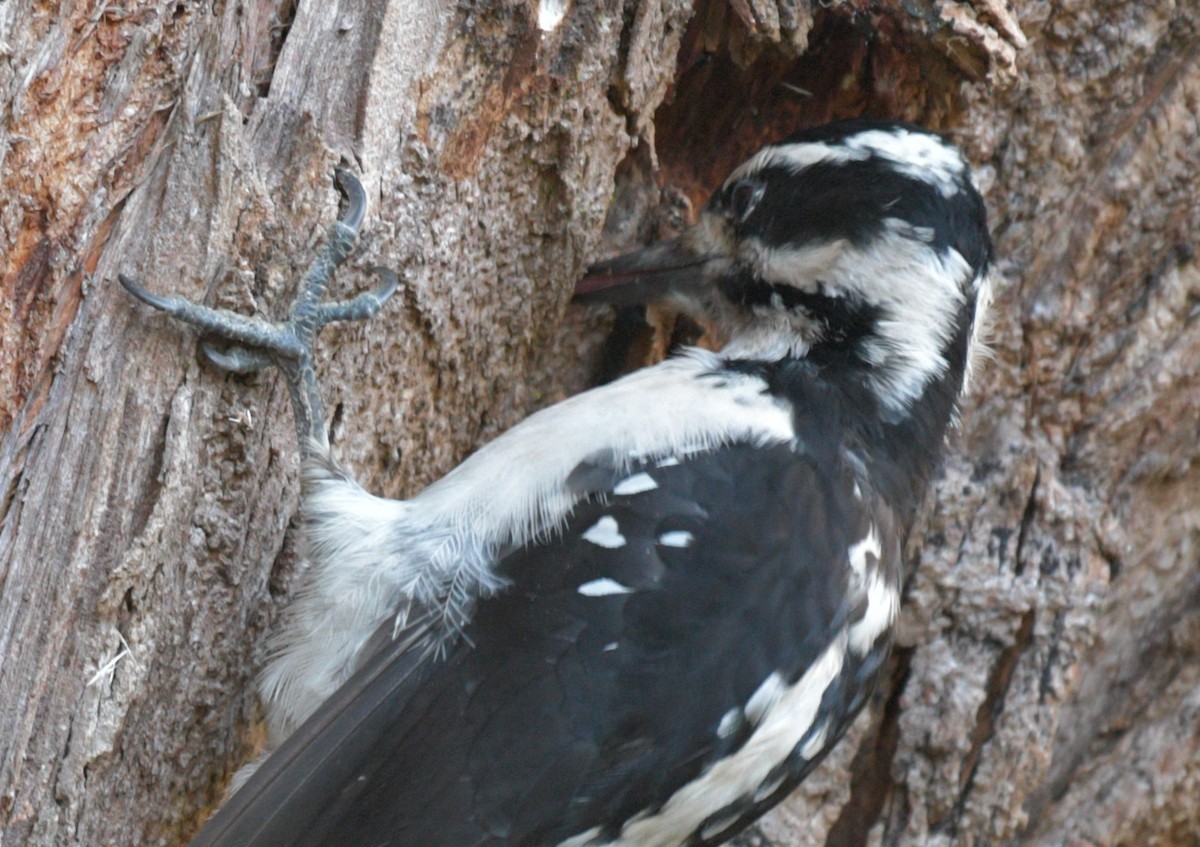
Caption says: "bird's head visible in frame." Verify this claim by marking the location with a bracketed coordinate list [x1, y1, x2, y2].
[578, 119, 993, 416]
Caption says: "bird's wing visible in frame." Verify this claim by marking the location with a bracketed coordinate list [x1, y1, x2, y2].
[189, 616, 443, 847]
[192, 440, 899, 847]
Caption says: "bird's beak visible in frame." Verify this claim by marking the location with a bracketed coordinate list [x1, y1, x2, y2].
[574, 238, 720, 307]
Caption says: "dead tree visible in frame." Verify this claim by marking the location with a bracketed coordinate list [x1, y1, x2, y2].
[1, 1, 1197, 844]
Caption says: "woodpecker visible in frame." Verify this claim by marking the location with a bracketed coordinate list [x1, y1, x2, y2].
[120, 118, 991, 847]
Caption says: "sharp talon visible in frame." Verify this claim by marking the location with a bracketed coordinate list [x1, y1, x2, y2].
[119, 273, 177, 313]
[370, 266, 400, 304]
[121, 170, 390, 453]
[313, 294, 384, 325]
[310, 267, 400, 326]
[201, 341, 273, 374]
[334, 170, 366, 233]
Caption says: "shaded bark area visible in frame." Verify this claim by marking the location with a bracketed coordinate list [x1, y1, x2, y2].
[0, 2, 1196, 847]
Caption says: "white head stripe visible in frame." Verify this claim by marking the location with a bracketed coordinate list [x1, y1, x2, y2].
[727, 128, 965, 198]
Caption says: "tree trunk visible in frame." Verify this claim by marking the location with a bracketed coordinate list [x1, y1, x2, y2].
[0, 1, 1196, 845]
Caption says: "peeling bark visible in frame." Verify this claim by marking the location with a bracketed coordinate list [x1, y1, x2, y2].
[0, 1, 1196, 845]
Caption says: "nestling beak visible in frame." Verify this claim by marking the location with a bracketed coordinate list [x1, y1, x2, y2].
[574, 238, 721, 307]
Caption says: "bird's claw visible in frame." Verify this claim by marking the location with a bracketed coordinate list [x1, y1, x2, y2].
[119, 273, 309, 361]
[199, 341, 274, 375]
[312, 267, 400, 326]
[119, 170, 396, 450]
[334, 169, 367, 234]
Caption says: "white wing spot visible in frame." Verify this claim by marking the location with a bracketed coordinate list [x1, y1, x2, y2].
[658, 530, 694, 548]
[606, 640, 847, 846]
[717, 707, 742, 739]
[582, 516, 625, 549]
[753, 772, 788, 803]
[849, 579, 899, 655]
[578, 578, 634, 597]
[799, 719, 830, 759]
[655, 456, 680, 468]
[700, 810, 742, 841]
[846, 526, 896, 655]
[603, 642, 619, 652]
[557, 826, 603, 847]
[847, 526, 881, 578]
[744, 672, 785, 725]
[613, 472, 658, 496]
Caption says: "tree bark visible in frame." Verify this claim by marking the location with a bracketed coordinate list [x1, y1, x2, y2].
[0, 1, 1196, 846]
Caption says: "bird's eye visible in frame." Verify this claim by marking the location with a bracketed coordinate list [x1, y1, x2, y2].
[728, 180, 764, 222]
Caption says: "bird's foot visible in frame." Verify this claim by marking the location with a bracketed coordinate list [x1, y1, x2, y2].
[119, 170, 398, 450]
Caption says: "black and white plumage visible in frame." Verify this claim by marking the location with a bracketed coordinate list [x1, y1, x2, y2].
[123, 119, 991, 847]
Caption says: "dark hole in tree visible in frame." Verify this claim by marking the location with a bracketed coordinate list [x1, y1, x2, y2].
[592, 0, 969, 383]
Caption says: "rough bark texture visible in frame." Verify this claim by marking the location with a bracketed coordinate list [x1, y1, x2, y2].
[0, 1, 1195, 846]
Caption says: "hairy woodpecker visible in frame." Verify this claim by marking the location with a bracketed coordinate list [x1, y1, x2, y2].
[120, 119, 992, 847]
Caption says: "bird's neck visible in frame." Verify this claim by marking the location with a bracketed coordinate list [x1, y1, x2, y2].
[721, 315, 973, 526]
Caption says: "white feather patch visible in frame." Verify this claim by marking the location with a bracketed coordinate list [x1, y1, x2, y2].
[613, 472, 658, 496]
[752, 771, 788, 803]
[699, 811, 742, 841]
[742, 226, 971, 415]
[417, 350, 792, 550]
[744, 672, 785, 725]
[849, 575, 899, 656]
[799, 719, 830, 759]
[845, 525, 897, 655]
[847, 526, 881, 579]
[726, 127, 965, 199]
[558, 826, 603, 847]
[717, 708, 742, 739]
[582, 516, 626, 549]
[588, 638, 847, 847]
[578, 578, 633, 597]
[842, 128, 965, 197]
[657, 531, 694, 548]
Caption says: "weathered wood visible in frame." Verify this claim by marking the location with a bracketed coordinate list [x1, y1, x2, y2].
[0, 1, 1196, 845]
